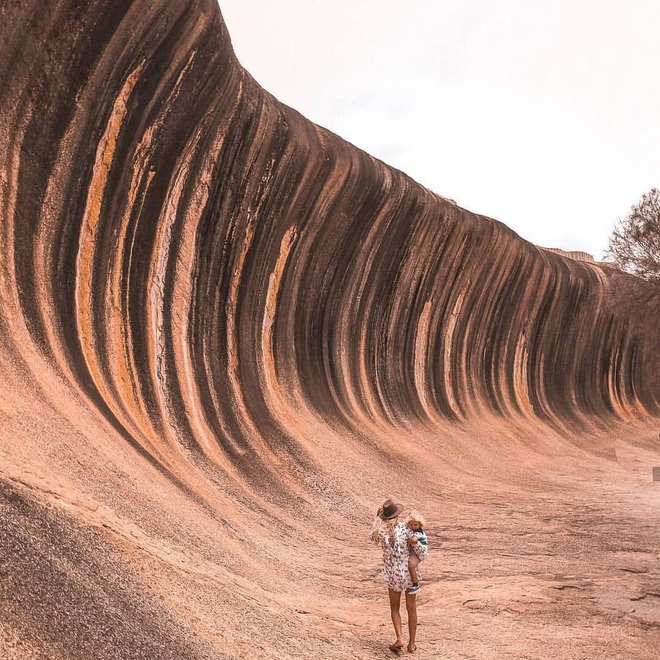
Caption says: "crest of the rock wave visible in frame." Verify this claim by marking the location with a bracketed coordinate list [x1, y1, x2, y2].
[1, 1, 658, 658]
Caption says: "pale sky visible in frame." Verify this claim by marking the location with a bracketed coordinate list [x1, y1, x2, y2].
[218, 1, 660, 258]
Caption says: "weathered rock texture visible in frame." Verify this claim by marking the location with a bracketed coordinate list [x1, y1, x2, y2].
[1, 1, 659, 659]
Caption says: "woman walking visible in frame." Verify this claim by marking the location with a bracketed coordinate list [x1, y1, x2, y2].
[372, 499, 429, 654]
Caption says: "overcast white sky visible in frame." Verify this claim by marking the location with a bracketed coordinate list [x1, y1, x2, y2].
[219, 1, 660, 258]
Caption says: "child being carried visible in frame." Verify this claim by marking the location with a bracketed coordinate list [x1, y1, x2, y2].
[405, 510, 428, 594]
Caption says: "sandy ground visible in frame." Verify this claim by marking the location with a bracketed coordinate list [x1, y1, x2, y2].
[269, 424, 660, 660]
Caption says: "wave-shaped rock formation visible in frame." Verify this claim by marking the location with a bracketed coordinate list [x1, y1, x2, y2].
[1, 1, 659, 658]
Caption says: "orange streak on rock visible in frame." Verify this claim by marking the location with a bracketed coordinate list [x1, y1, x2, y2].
[261, 225, 297, 414]
[74, 60, 155, 442]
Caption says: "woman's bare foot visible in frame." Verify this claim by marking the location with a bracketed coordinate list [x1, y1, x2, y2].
[407, 642, 417, 653]
[389, 641, 404, 653]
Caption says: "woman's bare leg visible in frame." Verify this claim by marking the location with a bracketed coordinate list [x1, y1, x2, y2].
[405, 591, 418, 652]
[388, 589, 404, 650]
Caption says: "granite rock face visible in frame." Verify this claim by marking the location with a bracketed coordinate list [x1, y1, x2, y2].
[0, 1, 658, 657]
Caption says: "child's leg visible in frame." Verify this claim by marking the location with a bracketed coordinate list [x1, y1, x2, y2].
[408, 553, 420, 585]
[408, 561, 417, 585]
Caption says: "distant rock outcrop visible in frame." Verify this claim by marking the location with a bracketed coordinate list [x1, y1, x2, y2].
[540, 247, 595, 263]
[0, 1, 658, 657]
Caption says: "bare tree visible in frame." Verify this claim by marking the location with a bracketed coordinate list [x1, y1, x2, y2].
[603, 190, 660, 407]
[606, 188, 660, 284]
[600, 268, 660, 409]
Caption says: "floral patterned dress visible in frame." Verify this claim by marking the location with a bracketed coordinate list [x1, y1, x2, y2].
[375, 521, 429, 592]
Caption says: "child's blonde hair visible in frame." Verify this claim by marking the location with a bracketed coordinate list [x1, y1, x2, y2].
[404, 510, 426, 528]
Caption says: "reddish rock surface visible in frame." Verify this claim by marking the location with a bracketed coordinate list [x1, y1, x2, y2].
[0, 1, 658, 658]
